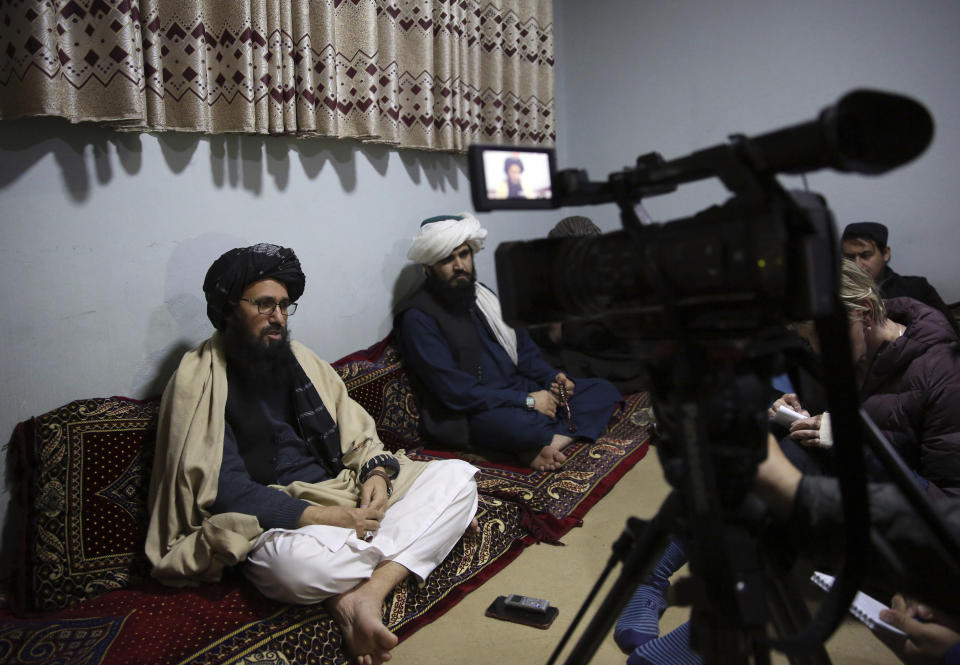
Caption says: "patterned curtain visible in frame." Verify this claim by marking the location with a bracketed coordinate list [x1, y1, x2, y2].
[0, 0, 554, 151]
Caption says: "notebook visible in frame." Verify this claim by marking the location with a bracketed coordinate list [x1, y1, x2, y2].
[810, 571, 906, 636]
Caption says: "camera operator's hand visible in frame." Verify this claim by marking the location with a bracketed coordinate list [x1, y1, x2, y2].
[550, 372, 575, 397]
[767, 393, 809, 419]
[789, 414, 825, 447]
[529, 390, 559, 418]
[876, 594, 960, 665]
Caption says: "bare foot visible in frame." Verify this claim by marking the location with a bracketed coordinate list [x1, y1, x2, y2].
[327, 589, 399, 665]
[529, 445, 567, 471]
[468, 517, 480, 533]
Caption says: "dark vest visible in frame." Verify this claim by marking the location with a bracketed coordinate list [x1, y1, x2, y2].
[396, 287, 489, 377]
[225, 366, 291, 485]
[395, 285, 494, 451]
[224, 356, 342, 484]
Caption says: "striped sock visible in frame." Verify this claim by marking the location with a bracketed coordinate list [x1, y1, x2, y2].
[613, 539, 687, 652]
[628, 622, 702, 665]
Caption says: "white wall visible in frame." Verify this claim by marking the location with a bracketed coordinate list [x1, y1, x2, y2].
[0, 119, 566, 561]
[555, 0, 960, 301]
[6, 0, 959, 570]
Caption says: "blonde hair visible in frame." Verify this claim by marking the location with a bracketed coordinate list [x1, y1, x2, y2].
[839, 258, 886, 323]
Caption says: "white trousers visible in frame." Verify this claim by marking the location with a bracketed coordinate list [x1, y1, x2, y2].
[244, 459, 479, 604]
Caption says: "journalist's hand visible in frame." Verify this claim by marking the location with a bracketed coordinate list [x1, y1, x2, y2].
[767, 393, 809, 419]
[789, 414, 824, 447]
[876, 594, 960, 665]
[530, 390, 559, 418]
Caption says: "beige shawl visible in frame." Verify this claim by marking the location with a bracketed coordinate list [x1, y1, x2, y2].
[145, 333, 428, 586]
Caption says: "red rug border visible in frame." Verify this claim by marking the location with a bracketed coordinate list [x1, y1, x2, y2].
[392, 438, 650, 642]
[562, 439, 650, 528]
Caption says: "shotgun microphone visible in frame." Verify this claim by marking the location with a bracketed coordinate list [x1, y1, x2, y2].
[745, 88, 934, 176]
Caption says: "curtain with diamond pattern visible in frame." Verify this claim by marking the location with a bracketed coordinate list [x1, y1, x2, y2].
[0, 0, 554, 151]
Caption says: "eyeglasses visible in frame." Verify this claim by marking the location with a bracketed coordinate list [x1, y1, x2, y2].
[239, 297, 298, 316]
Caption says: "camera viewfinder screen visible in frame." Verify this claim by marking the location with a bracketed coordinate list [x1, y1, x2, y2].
[482, 149, 553, 201]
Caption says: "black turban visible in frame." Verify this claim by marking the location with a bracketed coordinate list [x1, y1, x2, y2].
[203, 243, 305, 330]
[504, 156, 524, 173]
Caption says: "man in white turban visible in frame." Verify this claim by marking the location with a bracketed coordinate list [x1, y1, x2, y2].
[395, 213, 621, 471]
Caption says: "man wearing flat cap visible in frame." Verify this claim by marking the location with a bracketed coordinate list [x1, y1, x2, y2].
[842, 221, 958, 335]
[395, 213, 621, 471]
[146, 243, 478, 665]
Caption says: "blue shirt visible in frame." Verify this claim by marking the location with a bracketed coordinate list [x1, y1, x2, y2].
[396, 307, 558, 413]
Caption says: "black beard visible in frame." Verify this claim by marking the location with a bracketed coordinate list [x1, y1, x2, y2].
[425, 268, 477, 314]
[222, 316, 294, 383]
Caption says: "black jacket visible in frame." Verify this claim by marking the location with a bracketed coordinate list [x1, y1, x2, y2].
[878, 266, 959, 336]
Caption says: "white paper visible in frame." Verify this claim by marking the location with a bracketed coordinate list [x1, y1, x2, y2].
[810, 572, 906, 636]
[771, 405, 805, 428]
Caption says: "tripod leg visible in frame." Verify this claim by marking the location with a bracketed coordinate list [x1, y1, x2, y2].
[561, 491, 682, 665]
[764, 565, 832, 665]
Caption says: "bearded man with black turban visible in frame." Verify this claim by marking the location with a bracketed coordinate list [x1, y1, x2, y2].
[395, 214, 621, 472]
[146, 243, 479, 665]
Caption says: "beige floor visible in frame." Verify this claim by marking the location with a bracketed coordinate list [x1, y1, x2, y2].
[391, 450, 898, 664]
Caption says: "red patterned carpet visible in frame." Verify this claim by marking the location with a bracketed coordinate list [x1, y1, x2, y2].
[1, 336, 650, 665]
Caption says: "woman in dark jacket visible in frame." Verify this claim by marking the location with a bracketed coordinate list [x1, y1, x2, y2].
[775, 259, 960, 499]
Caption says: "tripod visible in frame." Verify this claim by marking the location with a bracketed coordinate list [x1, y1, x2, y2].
[548, 320, 869, 665]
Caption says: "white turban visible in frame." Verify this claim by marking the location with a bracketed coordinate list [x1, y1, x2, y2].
[406, 212, 517, 364]
[407, 212, 488, 265]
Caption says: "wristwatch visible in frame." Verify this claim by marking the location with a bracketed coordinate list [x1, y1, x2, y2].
[525, 395, 536, 411]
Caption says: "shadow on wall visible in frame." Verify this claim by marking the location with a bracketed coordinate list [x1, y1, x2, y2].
[0, 117, 143, 202]
[0, 116, 470, 400]
[0, 116, 467, 200]
[391, 261, 425, 314]
[132, 232, 250, 399]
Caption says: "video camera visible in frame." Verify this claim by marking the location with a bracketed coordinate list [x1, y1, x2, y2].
[467, 90, 941, 665]
[468, 90, 932, 340]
